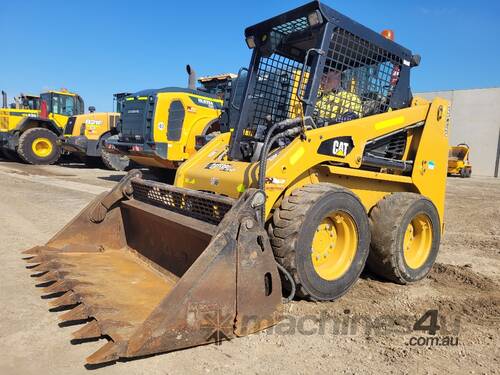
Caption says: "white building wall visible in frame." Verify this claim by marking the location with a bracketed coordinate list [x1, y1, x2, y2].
[416, 88, 500, 177]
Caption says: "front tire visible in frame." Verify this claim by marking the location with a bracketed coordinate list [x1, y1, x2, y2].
[101, 150, 130, 171]
[269, 183, 370, 301]
[367, 193, 441, 284]
[17, 128, 60, 165]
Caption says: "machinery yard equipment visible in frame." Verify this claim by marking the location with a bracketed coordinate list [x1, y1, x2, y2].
[60, 93, 131, 171]
[448, 143, 472, 177]
[22, 1, 449, 365]
[0, 89, 84, 164]
[2, 91, 40, 111]
[105, 66, 235, 180]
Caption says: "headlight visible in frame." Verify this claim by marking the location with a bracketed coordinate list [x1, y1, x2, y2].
[307, 10, 323, 27]
[245, 35, 256, 49]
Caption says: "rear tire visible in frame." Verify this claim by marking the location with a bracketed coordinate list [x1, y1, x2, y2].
[101, 150, 130, 171]
[269, 183, 370, 301]
[17, 128, 60, 165]
[367, 193, 440, 284]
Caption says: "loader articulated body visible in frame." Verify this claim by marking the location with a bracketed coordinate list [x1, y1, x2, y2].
[0, 90, 84, 164]
[61, 93, 131, 171]
[23, 1, 449, 365]
[106, 71, 235, 178]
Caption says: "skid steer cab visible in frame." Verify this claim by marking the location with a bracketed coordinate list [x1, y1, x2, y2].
[60, 93, 131, 171]
[105, 68, 235, 180]
[448, 143, 472, 177]
[0, 89, 84, 164]
[23, 1, 450, 365]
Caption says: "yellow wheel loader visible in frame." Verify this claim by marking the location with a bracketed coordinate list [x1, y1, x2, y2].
[60, 93, 131, 171]
[105, 66, 235, 181]
[448, 143, 471, 177]
[0, 89, 84, 164]
[22, 1, 449, 365]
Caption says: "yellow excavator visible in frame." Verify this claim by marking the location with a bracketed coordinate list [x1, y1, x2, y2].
[23, 1, 449, 365]
[0, 89, 84, 164]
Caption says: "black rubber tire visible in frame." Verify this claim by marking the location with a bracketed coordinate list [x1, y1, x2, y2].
[460, 168, 467, 178]
[269, 183, 370, 301]
[148, 167, 176, 184]
[101, 150, 130, 171]
[17, 128, 60, 165]
[367, 193, 441, 284]
[465, 168, 472, 178]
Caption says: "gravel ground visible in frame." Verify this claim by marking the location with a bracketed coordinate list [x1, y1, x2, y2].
[0, 159, 498, 375]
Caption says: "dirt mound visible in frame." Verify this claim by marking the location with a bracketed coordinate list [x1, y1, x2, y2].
[428, 263, 497, 291]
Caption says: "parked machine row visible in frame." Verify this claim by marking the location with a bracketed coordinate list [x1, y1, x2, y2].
[1, 68, 236, 172]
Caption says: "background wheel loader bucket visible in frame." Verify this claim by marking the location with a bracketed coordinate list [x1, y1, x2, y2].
[22, 171, 282, 365]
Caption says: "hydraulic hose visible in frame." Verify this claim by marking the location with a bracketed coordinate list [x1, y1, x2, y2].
[276, 262, 296, 303]
[257, 128, 301, 225]
[258, 124, 303, 191]
[254, 117, 304, 303]
[259, 117, 304, 161]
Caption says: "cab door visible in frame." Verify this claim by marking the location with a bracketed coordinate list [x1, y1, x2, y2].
[42, 93, 79, 129]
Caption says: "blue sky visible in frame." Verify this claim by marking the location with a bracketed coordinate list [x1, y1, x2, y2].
[1, 0, 499, 111]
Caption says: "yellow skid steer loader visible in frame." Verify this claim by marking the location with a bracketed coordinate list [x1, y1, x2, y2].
[23, 1, 449, 365]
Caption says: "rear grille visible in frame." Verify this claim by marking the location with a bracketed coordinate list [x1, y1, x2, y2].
[131, 179, 235, 225]
[167, 100, 185, 141]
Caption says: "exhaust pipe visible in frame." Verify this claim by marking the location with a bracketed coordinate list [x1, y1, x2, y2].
[2, 91, 7, 108]
[186, 64, 196, 90]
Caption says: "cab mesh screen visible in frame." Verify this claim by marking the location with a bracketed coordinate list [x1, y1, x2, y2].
[317, 28, 403, 122]
[247, 17, 311, 139]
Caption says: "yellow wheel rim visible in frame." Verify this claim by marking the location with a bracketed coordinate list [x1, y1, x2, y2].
[403, 214, 433, 269]
[31, 138, 53, 158]
[311, 211, 358, 281]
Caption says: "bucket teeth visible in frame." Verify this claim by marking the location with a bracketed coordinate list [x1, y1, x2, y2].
[43, 280, 71, 294]
[59, 304, 90, 322]
[72, 320, 101, 340]
[49, 291, 79, 308]
[25, 254, 51, 264]
[29, 260, 62, 273]
[86, 341, 119, 365]
[36, 270, 67, 283]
